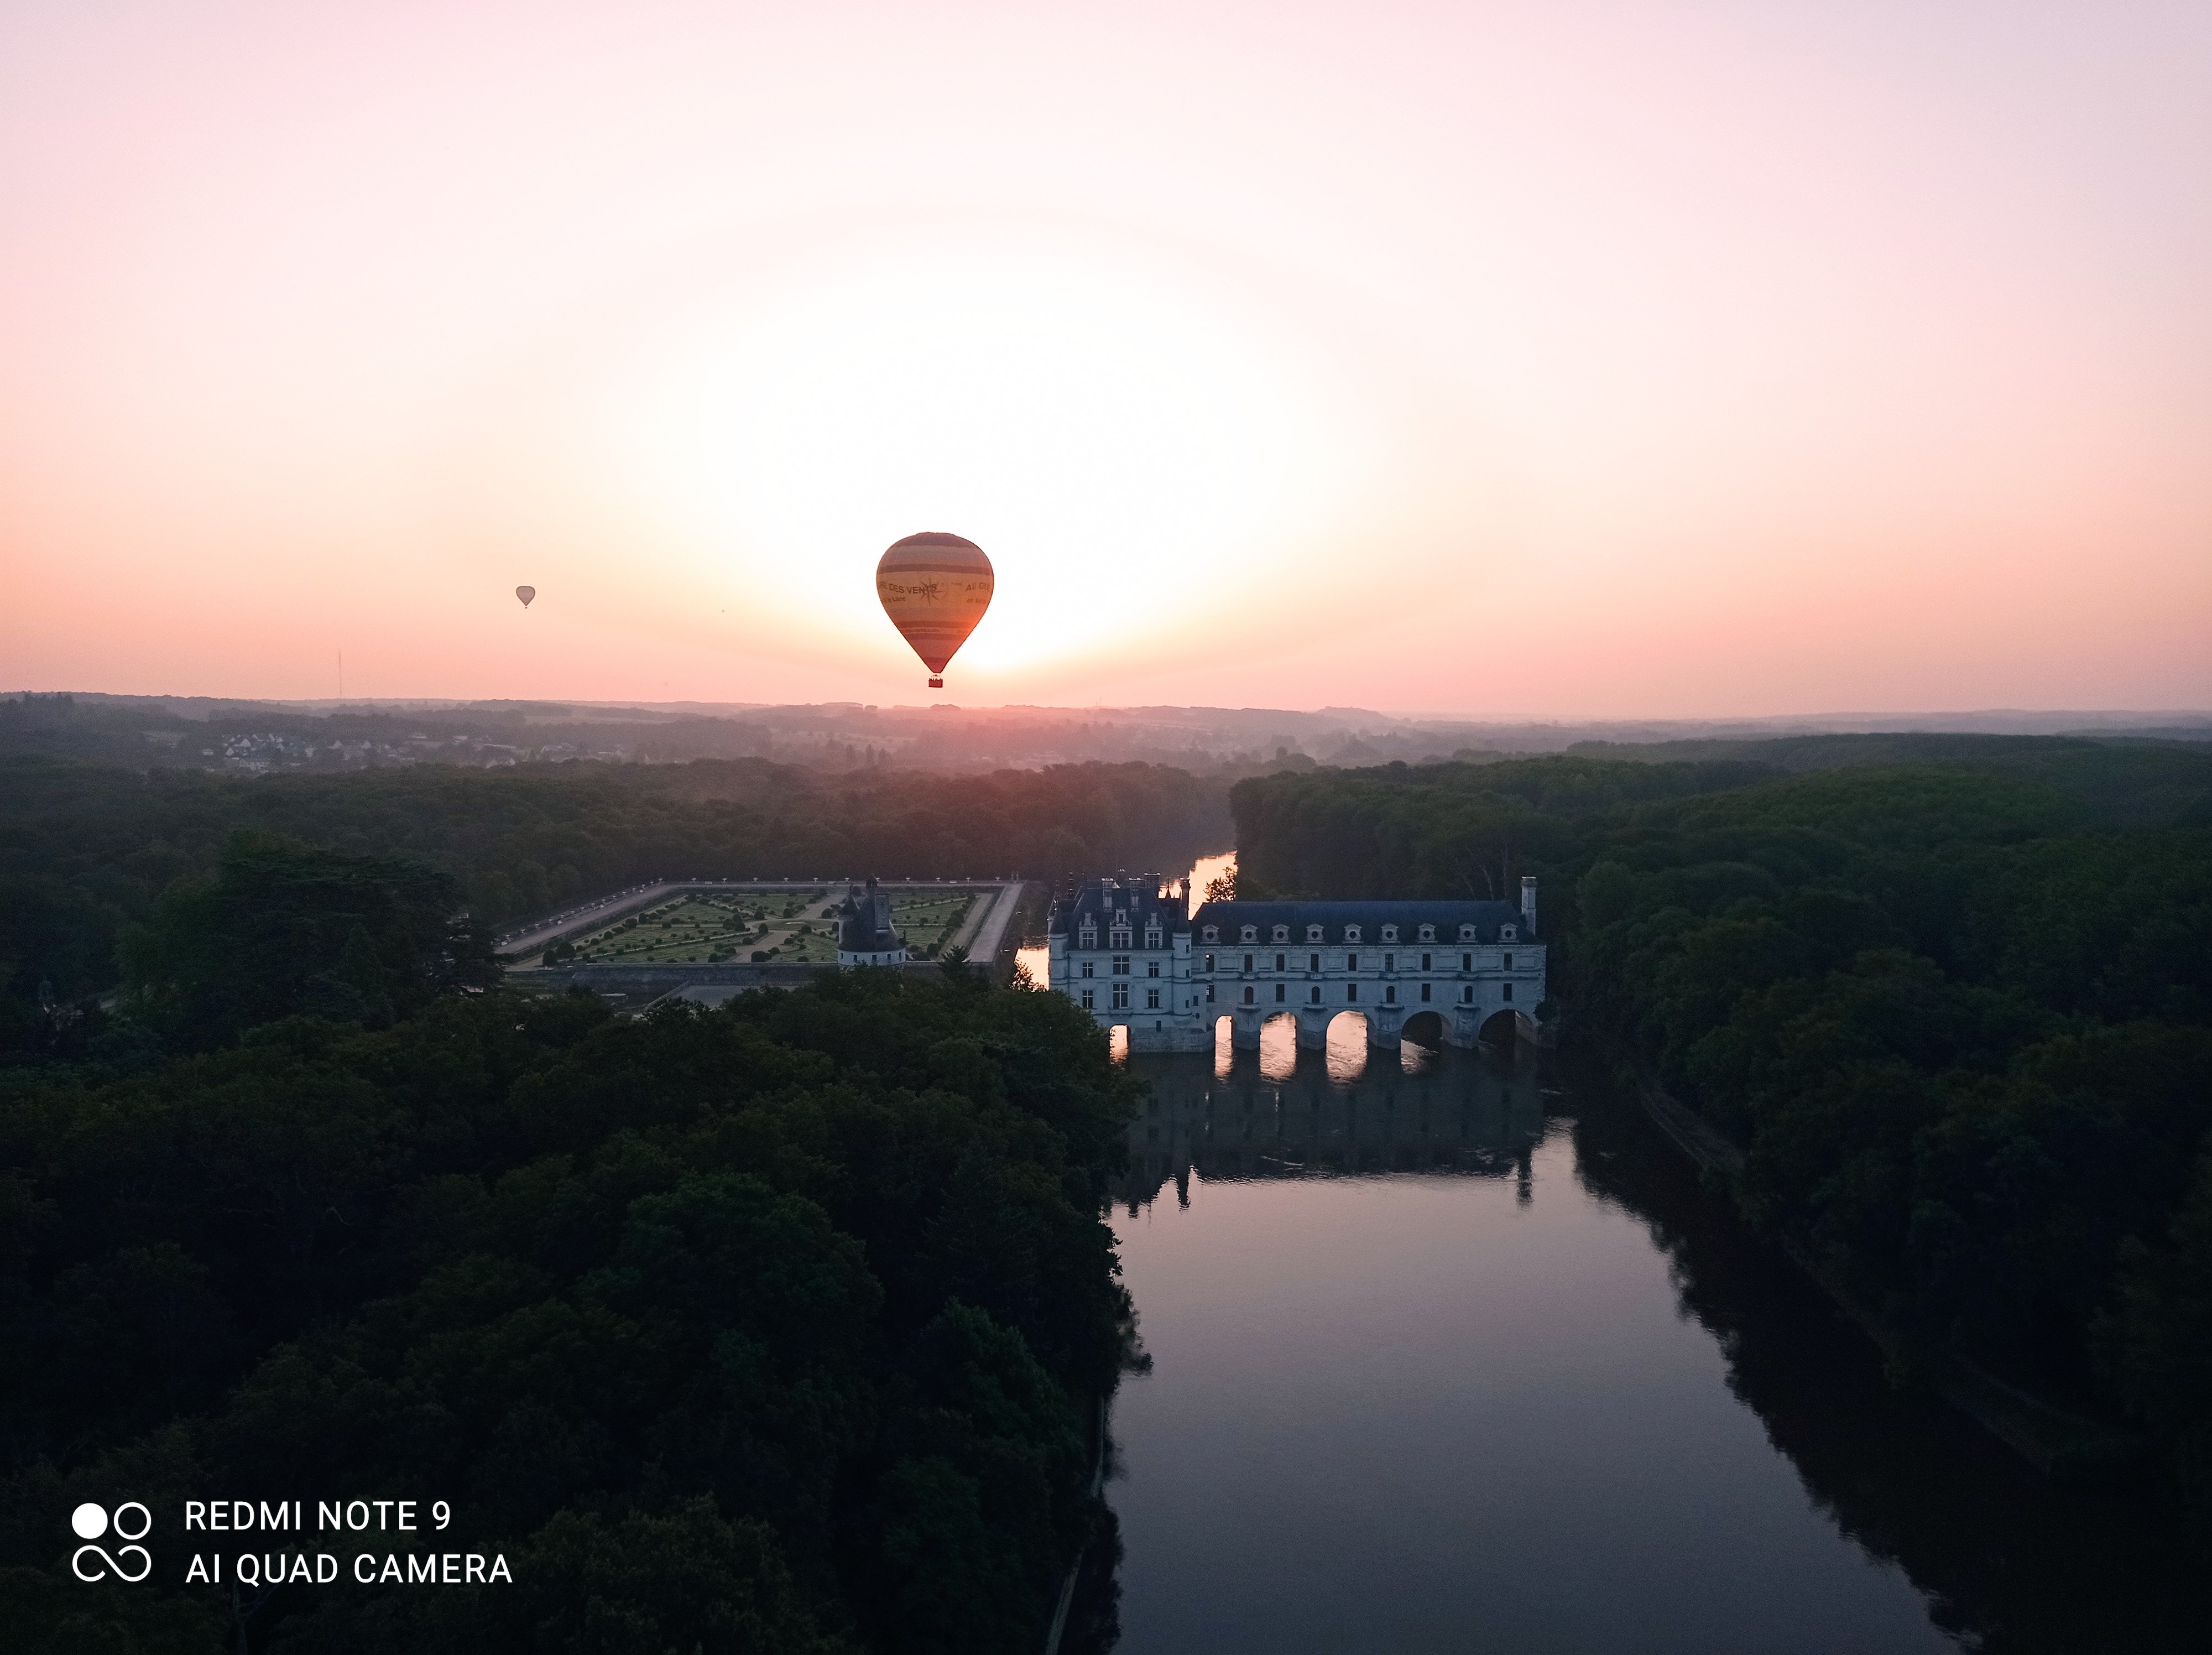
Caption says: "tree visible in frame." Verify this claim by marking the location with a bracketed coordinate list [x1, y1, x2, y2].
[120, 830, 498, 1049]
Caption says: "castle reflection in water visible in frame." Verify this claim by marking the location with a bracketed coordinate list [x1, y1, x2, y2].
[1117, 1013, 1551, 1211]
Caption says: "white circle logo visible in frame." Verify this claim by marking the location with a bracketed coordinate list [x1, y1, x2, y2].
[70, 1501, 151, 1582]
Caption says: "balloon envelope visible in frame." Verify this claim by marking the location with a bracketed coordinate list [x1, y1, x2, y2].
[876, 533, 993, 680]
[515, 586, 535, 608]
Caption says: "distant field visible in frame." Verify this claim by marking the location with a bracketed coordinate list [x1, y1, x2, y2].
[538, 884, 985, 966]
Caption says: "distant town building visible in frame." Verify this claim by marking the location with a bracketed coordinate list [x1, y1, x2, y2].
[837, 877, 909, 966]
[1046, 872, 1546, 1054]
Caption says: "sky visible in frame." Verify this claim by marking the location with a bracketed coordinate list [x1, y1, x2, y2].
[3, 0, 2208, 717]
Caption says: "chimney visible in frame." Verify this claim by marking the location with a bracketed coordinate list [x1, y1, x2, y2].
[1520, 876, 1537, 932]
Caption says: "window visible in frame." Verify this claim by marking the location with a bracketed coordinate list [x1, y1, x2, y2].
[1384, 953, 1395, 971]
[1080, 960, 1094, 978]
[1204, 953, 1214, 971]
[1458, 924, 1476, 941]
[1501, 925, 1516, 941]
[1147, 987, 1161, 1009]
[1381, 925, 1398, 942]
[1462, 952, 1472, 971]
[1206, 985, 1215, 1002]
[1113, 983, 1130, 1008]
[1502, 982, 1514, 1002]
[1421, 982, 1432, 1002]
[1079, 927, 1097, 948]
[1112, 956, 1131, 976]
[1240, 925, 1258, 942]
[1306, 923, 1324, 941]
[1272, 924, 1289, 943]
[1147, 960, 1160, 977]
[1347, 953, 1359, 971]
[1418, 924, 1435, 942]
[1275, 983, 1285, 1002]
[1385, 985, 1397, 1002]
[1145, 928, 1162, 949]
[1502, 953, 1513, 970]
[1110, 927, 1131, 949]
[1080, 987, 1095, 1009]
[1421, 953, 1432, 970]
[1243, 986, 1254, 1004]
[1347, 982, 1359, 1002]
[1344, 924, 1362, 942]
[1203, 925, 1218, 943]
[1275, 953, 1286, 971]
[1462, 986, 1473, 1002]
[1310, 986, 1321, 1003]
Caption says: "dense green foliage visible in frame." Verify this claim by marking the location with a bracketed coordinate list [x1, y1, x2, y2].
[1, 754, 1229, 1053]
[1232, 739, 2212, 1495]
[0, 839, 1139, 1651]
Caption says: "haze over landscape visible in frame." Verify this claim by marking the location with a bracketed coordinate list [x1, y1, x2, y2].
[6, 0, 2209, 715]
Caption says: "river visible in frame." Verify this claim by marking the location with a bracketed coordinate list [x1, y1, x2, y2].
[1021, 862, 2204, 1653]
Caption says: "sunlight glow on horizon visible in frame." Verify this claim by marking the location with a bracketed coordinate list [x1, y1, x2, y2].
[609, 232, 1372, 676]
[2, 0, 2207, 715]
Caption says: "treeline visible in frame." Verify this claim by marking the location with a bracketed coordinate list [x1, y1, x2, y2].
[1230, 738, 2212, 1500]
[0, 691, 778, 767]
[1, 755, 1230, 1053]
[1, 835, 1139, 1652]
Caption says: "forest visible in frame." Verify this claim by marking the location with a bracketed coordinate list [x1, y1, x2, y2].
[1230, 737, 2212, 1502]
[0, 833, 1140, 1653]
[0, 754, 1231, 1054]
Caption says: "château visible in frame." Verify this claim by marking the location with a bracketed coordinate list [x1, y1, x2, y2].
[1046, 872, 1546, 1053]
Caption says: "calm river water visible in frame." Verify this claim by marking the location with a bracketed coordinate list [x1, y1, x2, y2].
[1087, 1038, 2204, 1654]
[1021, 864, 2202, 1653]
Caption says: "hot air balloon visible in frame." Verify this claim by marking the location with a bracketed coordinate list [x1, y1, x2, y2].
[515, 586, 536, 608]
[876, 533, 993, 688]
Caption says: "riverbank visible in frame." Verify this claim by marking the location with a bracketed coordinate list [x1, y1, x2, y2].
[1630, 1075, 2145, 1479]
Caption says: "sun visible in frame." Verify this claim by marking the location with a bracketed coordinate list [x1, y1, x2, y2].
[609, 226, 1363, 678]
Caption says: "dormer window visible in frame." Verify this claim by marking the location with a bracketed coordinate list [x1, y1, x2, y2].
[1458, 924, 1477, 941]
[1272, 925, 1290, 943]
[1144, 927, 1162, 949]
[1114, 908, 1128, 926]
[1501, 925, 1516, 941]
[1110, 926, 1132, 949]
[1418, 924, 1435, 941]
[1343, 924, 1362, 943]
[1240, 925, 1258, 943]
[1306, 924, 1323, 941]
[1202, 925, 1219, 943]
[1380, 925, 1398, 943]
[1079, 925, 1097, 948]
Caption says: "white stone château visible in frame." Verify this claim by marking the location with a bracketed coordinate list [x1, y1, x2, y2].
[836, 877, 909, 966]
[1046, 871, 1546, 1054]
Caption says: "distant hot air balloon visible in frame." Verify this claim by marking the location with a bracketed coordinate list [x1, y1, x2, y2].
[515, 586, 536, 609]
[876, 533, 993, 688]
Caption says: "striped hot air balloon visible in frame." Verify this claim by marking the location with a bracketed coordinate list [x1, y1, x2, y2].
[875, 532, 993, 689]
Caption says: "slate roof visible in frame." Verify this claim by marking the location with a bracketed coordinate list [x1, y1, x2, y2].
[1048, 882, 1538, 944]
[1189, 899, 1533, 943]
[1048, 877, 1186, 939]
[838, 879, 904, 953]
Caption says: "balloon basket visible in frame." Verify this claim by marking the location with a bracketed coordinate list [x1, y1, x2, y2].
[928, 676, 943, 688]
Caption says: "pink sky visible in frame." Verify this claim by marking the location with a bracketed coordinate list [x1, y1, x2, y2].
[4, 0, 2207, 716]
